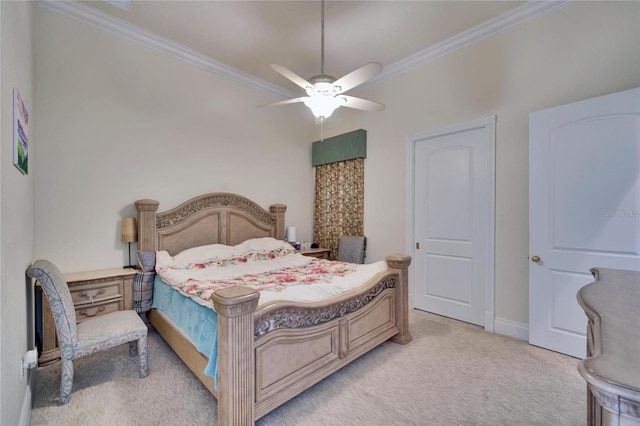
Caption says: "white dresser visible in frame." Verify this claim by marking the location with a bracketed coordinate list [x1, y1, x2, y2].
[577, 268, 640, 426]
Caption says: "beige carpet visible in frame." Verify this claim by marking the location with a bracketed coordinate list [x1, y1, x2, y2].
[30, 311, 585, 425]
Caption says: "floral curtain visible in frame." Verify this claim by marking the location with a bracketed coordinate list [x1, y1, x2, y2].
[313, 158, 364, 260]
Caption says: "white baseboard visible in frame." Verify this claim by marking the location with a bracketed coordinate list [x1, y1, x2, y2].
[19, 385, 32, 426]
[494, 317, 529, 342]
[484, 311, 495, 333]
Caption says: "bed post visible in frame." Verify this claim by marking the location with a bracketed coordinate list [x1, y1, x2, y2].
[386, 254, 413, 344]
[269, 204, 286, 240]
[211, 286, 260, 426]
[134, 199, 159, 252]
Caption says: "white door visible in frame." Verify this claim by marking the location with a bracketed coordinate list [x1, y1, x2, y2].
[409, 117, 495, 327]
[529, 87, 640, 358]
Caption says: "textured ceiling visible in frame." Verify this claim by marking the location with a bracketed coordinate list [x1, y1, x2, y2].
[80, 1, 524, 93]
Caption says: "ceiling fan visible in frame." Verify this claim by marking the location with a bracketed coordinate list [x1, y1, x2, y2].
[258, 0, 385, 121]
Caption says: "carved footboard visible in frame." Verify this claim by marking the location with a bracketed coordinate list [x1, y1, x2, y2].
[211, 255, 412, 425]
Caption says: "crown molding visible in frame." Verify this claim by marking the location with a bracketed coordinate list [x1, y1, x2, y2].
[361, 0, 572, 89]
[37, 0, 298, 100]
[38, 0, 570, 97]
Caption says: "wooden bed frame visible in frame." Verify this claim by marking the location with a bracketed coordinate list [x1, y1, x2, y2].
[134, 192, 412, 425]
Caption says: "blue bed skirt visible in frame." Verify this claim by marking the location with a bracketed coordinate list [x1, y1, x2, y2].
[152, 275, 219, 388]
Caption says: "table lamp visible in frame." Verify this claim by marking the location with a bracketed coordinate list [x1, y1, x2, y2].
[121, 217, 137, 268]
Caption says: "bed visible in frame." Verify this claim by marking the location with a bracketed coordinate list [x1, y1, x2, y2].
[134, 192, 412, 425]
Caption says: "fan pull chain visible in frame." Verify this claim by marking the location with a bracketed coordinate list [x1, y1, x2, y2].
[320, 117, 324, 142]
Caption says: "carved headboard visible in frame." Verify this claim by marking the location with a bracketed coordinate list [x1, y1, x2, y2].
[134, 193, 286, 255]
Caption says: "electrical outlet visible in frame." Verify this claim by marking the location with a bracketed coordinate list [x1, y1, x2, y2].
[20, 349, 38, 381]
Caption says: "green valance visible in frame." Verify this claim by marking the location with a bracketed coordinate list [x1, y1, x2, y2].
[312, 129, 367, 167]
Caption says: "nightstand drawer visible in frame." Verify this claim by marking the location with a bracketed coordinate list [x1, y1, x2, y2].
[70, 279, 123, 305]
[300, 248, 330, 259]
[75, 299, 123, 323]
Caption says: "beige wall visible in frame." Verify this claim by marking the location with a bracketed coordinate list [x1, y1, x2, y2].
[34, 8, 317, 273]
[328, 1, 640, 325]
[1, 1, 36, 425]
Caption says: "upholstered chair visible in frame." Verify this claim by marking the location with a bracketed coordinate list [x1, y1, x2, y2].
[27, 259, 149, 405]
[337, 235, 367, 264]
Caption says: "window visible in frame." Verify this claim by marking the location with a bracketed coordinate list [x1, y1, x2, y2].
[312, 130, 366, 259]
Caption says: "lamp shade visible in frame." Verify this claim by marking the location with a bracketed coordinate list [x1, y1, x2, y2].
[121, 217, 137, 243]
[286, 227, 297, 243]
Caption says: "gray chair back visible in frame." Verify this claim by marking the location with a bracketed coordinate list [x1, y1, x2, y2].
[27, 260, 78, 359]
[337, 235, 366, 264]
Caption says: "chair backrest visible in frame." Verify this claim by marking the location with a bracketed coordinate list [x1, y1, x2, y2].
[337, 235, 366, 264]
[27, 260, 77, 359]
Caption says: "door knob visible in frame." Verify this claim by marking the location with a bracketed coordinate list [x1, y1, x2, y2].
[531, 255, 541, 263]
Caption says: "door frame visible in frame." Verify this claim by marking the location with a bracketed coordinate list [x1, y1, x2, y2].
[406, 115, 496, 331]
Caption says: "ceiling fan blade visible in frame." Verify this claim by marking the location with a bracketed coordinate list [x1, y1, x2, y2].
[270, 64, 313, 90]
[332, 62, 383, 94]
[341, 95, 385, 112]
[257, 97, 307, 108]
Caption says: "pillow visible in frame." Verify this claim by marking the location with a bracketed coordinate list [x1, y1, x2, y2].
[233, 237, 294, 254]
[155, 237, 295, 269]
[169, 243, 237, 267]
[136, 250, 156, 272]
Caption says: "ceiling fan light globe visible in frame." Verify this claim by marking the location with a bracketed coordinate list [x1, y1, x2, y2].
[303, 95, 342, 119]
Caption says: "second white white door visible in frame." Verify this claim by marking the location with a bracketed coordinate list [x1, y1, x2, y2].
[529, 87, 640, 358]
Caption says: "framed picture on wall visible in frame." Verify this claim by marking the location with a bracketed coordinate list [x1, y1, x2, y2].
[13, 87, 29, 175]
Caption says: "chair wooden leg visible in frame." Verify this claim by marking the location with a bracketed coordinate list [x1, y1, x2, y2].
[129, 340, 138, 357]
[138, 335, 149, 378]
[59, 358, 74, 405]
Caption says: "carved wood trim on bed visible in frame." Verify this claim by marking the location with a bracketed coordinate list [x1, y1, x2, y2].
[253, 272, 398, 338]
[134, 193, 286, 254]
[134, 193, 411, 426]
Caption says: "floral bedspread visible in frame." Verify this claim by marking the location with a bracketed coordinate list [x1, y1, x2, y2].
[176, 259, 357, 303]
[155, 238, 388, 308]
